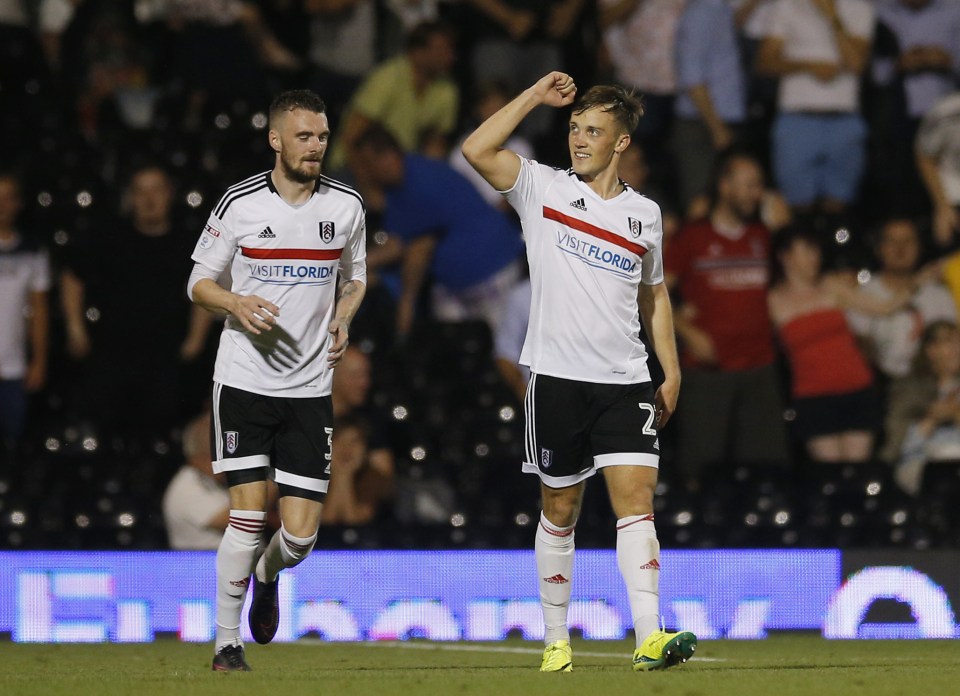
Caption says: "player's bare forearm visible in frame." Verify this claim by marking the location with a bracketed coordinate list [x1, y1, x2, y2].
[191, 278, 279, 335]
[639, 282, 681, 424]
[462, 72, 576, 191]
[461, 93, 536, 191]
[328, 279, 366, 365]
[191, 277, 239, 315]
[334, 278, 366, 327]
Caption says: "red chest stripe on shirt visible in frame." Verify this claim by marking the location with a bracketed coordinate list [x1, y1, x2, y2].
[543, 206, 647, 257]
[241, 247, 343, 260]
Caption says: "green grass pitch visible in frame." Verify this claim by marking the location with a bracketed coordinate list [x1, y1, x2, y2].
[1, 636, 957, 696]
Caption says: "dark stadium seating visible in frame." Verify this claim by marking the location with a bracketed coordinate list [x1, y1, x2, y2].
[2, 87, 959, 552]
[4, 316, 960, 550]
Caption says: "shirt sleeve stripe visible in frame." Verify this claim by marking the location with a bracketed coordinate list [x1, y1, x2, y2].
[214, 177, 269, 218]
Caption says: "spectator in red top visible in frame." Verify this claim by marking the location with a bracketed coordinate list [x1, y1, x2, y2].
[768, 226, 910, 463]
[665, 152, 789, 485]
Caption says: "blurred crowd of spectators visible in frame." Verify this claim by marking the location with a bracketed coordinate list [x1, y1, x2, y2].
[3, 0, 960, 549]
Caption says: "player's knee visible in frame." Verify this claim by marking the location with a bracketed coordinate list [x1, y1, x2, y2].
[228, 480, 269, 511]
[609, 485, 655, 519]
[541, 494, 581, 528]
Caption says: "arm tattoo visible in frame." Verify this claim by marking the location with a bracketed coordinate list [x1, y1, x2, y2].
[334, 279, 366, 326]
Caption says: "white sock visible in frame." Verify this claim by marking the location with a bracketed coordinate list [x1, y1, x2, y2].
[215, 509, 266, 651]
[255, 524, 318, 583]
[535, 512, 575, 645]
[616, 514, 661, 647]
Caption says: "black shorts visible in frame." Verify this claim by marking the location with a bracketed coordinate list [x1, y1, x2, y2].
[211, 382, 333, 501]
[522, 373, 660, 488]
[791, 385, 881, 441]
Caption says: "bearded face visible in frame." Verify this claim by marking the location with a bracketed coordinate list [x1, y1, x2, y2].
[270, 109, 330, 184]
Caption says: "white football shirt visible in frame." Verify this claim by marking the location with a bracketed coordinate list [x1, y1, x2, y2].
[191, 171, 367, 397]
[503, 157, 664, 384]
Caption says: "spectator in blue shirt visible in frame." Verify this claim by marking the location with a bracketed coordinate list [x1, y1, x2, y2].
[349, 125, 525, 336]
[672, 0, 747, 215]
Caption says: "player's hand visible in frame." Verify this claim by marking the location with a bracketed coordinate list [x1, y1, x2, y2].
[532, 72, 577, 109]
[328, 318, 349, 366]
[655, 377, 680, 427]
[231, 295, 279, 335]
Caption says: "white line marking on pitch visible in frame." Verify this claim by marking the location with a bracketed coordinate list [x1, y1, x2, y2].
[354, 641, 723, 662]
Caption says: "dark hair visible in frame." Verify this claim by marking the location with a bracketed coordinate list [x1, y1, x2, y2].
[405, 19, 455, 51]
[915, 319, 960, 376]
[877, 217, 919, 245]
[706, 148, 763, 212]
[353, 123, 402, 154]
[269, 89, 326, 128]
[770, 224, 822, 284]
[714, 148, 761, 185]
[127, 160, 172, 184]
[572, 84, 644, 134]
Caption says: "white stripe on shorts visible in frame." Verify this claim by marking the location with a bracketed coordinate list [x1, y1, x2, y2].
[212, 381, 224, 461]
[522, 461, 597, 488]
[213, 454, 269, 474]
[524, 373, 537, 467]
[594, 452, 659, 469]
[274, 469, 329, 494]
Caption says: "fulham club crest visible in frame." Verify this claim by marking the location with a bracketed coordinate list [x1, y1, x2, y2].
[628, 217, 641, 238]
[541, 448, 553, 469]
[319, 221, 336, 243]
[225, 431, 239, 454]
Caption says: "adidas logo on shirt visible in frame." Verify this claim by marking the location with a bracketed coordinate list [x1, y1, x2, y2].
[569, 198, 587, 211]
[258, 226, 276, 238]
